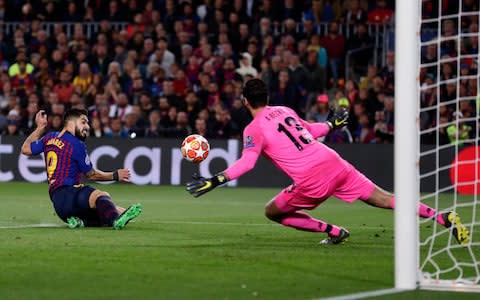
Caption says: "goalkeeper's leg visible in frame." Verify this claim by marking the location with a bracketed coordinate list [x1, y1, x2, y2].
[365, 186, 446, 225]
[264, 185, 346, 241]
[363, 186, 469, 244]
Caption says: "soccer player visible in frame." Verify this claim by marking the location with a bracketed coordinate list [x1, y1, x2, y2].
[21, 108, 143, 229]
[187, 79, 470, 245]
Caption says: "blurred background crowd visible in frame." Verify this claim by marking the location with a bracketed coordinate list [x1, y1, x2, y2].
[0, 0, 477, 144]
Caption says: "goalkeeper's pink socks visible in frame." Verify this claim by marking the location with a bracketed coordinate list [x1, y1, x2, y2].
[279, 211, 341, 236]
[389, 196, 446, 225]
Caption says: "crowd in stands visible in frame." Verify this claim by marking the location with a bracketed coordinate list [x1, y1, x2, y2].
[419, 0, 479, 145]
[0, 0, 476, 145]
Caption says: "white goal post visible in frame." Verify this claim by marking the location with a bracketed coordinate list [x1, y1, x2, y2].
[395, 0, 479, 293]
[394, 0, 419, 290]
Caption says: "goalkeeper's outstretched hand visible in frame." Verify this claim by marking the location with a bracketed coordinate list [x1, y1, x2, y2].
[326, 108, 349, 130]
[186, 173, 228, 197]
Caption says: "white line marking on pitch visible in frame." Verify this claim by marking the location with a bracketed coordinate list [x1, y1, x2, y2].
[153, 220, 389, 230]
[314, 288, 406, 300]
[0, 223, 64, 229]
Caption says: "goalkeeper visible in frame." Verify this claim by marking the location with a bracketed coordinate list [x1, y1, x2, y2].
[186, 79, 469, 245]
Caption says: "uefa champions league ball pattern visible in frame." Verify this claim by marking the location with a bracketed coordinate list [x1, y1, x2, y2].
[181, 134, 210, 163]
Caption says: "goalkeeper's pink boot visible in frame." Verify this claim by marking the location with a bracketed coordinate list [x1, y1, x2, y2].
[442, 211, 470, 245]
[320, 228, 350, 245]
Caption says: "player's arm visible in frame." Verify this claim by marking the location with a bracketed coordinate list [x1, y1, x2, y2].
[186, 127, 263, 198]
[75, 143, 131, 182]
[21, 110, 48, 156]
[85, 168, 131, 182]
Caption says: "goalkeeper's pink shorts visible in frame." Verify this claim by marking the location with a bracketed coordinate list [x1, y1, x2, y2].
[274, 164, 376, 212]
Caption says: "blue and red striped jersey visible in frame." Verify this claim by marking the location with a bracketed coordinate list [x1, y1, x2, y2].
[30, 131, 93, 193]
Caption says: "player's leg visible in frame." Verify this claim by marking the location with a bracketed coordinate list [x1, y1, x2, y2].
[51, 187, 78, 226]
[365, 187, 444, 223]
[358, 180, 470, 245]
[333, 166, 444, 223]
[87, 189, 120, 226]
[88, 189, 143, 230]
[264, 185, 348, 243]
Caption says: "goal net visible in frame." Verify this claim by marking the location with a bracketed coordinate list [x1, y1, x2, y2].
[417, 0, 479, 291]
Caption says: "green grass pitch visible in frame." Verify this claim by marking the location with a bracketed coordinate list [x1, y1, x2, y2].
[0, 182, 478, 300]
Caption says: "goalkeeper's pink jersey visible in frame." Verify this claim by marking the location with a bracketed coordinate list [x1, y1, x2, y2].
[224, 106, 351, 194]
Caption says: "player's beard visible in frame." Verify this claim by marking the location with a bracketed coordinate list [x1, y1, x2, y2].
[75, 126, 87, 141]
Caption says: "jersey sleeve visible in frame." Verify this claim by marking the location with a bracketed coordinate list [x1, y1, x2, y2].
[224, 124, 264, 181]
[30, 135, 47, 155]
[74, 142, 93, 173]
[300, 120, 331, 138]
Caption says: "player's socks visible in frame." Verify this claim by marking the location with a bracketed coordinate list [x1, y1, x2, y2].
[96, 196, 119, 226]
[435, 212, 447, 226]
[280, 211, 341, 235]
[418, 203, 436, 219]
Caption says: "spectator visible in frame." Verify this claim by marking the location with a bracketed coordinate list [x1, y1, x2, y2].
[90, 116, 105, 137]
[446, 111, 472, 145]
[10, 61, 35, 99]
[124, 112, 144, 138]
[368, 0, 394, 24]
[0, 2, 419, 144]
[150, 37, 176, 77]
[235, 52, 258, 80]
[8, 52, 34, 77]
[288, 54, 308, 99]
[269, 69, 302, 116]
[378, 50, 395, 94]
[109, 93, 133, 122]
[53, 71, 75, 104]
[320, 21, 346, 88]
[73, 63, 93, 95]
[306, 94, 330, 123]
[343, 0, 368, 26]
[145, 110, 161, 138]
[194, 117, 210, 137]
[211, 106, 232, 139]
[104, 117, 129, 137]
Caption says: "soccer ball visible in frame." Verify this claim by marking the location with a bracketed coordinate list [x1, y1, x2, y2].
[181, 134, 210, 163]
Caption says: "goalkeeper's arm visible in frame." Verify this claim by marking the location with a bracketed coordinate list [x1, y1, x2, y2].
[186, 173, 229, 198]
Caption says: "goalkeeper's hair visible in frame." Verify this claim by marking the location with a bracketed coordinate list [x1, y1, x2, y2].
[243, 78, 268, 108]
[64, 108, 88, 124]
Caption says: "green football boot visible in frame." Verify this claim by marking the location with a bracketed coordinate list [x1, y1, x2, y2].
[113, 203, 143, 230]
[67, 216, 85, 229]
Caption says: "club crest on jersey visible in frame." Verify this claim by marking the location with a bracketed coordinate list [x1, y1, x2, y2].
[85, 154, 91, 166]
[244, 136, 255, 148]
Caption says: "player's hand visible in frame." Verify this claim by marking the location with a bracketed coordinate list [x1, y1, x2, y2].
[326, 108, 349, 130]
[116, 168, 131, 182]
[35, 110, 48, 129]
[186, 173, 228, 198]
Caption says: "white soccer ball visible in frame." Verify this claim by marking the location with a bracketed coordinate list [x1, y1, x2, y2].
[181, 134, 210, 163]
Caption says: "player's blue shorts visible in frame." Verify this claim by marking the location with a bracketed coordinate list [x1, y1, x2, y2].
[50, 185, 100, 226]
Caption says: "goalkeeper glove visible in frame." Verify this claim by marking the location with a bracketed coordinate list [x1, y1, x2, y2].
[326, 108, 349, 130]
[186, 173, 229, 197]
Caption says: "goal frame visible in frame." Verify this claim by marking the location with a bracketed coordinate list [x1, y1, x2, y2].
[395, 0, 480, 293]
[394, 0, 419, 290]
